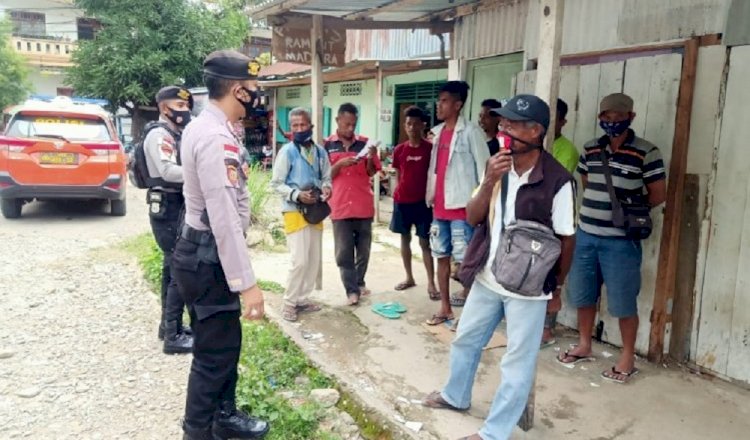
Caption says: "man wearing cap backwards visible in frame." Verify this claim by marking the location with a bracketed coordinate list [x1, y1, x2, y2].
[170, 50, 269, 439]
[145, 86, 195, 355]
[559, 93, 666, 384]
[424, 94, 576, 440]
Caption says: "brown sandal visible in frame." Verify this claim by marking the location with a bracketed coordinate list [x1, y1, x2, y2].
[422, 391, 468, 411]
[425, 313, 454, 326]
[282, 306, 298, 322]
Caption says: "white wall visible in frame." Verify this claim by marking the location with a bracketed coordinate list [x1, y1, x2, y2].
[27, 67, 66, 96]
[0, 0, 83, 41]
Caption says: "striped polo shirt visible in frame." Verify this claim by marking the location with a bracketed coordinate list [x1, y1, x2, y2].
[577, 130, 666, 237]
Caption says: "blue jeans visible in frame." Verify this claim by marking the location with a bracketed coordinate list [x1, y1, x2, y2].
[430, 219, 474, 262]
[441, 281, 547, 440]
[568, 228, 642, 318]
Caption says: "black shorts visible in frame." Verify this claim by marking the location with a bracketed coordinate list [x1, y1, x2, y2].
[389, 201, 433, 239]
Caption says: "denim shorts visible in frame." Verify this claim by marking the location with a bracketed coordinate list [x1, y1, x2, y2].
[430, 219, 474, 262]
[568, 228, 643, 318]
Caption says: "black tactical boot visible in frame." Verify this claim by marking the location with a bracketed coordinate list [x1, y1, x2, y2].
[212, 402, 269, 439]
[183, 421, 213, 440]
[159, 321, 191, 341]
[163, 320, 193, 354]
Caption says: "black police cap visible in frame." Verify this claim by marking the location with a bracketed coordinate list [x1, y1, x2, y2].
[203, 50, 261, 80]
[156, 86, 194, 110]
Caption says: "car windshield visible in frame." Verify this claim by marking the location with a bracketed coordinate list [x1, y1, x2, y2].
[7, 113, 112, 142]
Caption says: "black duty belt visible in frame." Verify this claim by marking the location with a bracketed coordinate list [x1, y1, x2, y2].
[181, 225, 213, 245]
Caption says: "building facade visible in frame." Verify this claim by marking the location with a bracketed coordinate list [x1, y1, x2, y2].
[1, 0, 94, 97]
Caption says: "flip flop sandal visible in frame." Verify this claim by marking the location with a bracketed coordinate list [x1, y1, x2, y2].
[371, 303, 401, 319]
[449, 318, 460, 332]
[425, 314, 454, 326]
[540, 339, 557, 349]
[428, 289, 441, 301]
[450, 293, 467, 307]
[601, 366, 640, 384]
[296, 303, 322, 313]
[394, 281, 416, 291]
[422, 391, 469, 412]
[360, 287, 372, 296]
[556, 350, 596, 366]
[379, 302, 407, 313]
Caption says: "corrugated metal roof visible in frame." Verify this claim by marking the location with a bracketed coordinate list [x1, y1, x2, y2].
[454, 0, 528, 60]
[345, 29, 449, 62]
[251, 0, 477, 21]
[524, 0, 731, 59]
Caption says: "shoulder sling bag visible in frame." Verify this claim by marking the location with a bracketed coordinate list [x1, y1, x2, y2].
[599, 150, 652, 240]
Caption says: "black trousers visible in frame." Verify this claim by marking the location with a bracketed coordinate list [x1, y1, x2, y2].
[332, 218, 373, 295]
[149, 191, 186, 324]
[172, 237, 242, 429]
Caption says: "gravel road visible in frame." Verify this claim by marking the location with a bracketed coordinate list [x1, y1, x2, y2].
[0, 187, 191, 439]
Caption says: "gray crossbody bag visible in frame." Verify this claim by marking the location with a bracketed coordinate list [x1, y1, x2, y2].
[491, 174, 561, 297]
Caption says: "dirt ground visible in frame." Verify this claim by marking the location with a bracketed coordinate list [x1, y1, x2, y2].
[0, 188, 190, 439]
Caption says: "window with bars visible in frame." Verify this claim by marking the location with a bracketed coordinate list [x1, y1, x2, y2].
[285, 88, 301, 100]
[340, 82, 362, 96]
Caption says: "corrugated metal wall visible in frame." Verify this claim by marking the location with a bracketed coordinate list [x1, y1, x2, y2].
[345, 29, 449, 62]
[524, 0, 730, 59]
[454, 0, 528, 60]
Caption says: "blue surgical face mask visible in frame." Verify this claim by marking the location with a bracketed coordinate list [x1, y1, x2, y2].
[293, 127, 314, 145]
[599, 119, 632, 138]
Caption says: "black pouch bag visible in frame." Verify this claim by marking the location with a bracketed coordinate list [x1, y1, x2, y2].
[600, 150, 653, 240]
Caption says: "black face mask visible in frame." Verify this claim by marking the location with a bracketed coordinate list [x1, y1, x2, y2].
[167, 109, 191, 128]
[237, 87, 259, 118]
[500, 131, 542, 155]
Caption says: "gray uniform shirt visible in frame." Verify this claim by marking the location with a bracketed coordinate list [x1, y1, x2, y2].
[181, 103, 255, 292]
[144, 119, 183, 192]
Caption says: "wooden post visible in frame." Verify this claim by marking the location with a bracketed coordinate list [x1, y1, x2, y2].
[519, 0, 564, 432]
[534, 0, 564, 149]
[272, 87, 279, 163]
[374, 63, 383, 223]
[311, 14, 324, 144]
[311, 14, 324, 290]
[648, 37, 700, 362]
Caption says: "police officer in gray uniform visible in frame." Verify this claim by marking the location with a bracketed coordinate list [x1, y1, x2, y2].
[145, 86, 194, 354]
[171, 50, 269, 439]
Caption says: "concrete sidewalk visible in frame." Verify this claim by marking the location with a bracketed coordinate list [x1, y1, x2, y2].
[252, 222, 750, 440]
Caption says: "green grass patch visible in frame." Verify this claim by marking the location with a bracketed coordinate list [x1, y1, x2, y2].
[123, 233, 345, 439]
[246, 164, 273, 225]
[258, 279, 285, 294]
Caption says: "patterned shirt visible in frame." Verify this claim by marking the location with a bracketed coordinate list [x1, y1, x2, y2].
[577, 130, 666, 237]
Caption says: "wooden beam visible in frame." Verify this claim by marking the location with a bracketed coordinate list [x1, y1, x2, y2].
[518, 1, 564, 431]
[534, 0, 564, 149]
[269, 14, 454, 33]
[311, 14, 324, 291]
[648, 37, 700, 363]
[374, 63, 383, 223]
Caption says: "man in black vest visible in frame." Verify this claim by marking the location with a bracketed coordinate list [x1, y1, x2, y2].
[144, 86, 194, 354]
[423, 95, 576, 440]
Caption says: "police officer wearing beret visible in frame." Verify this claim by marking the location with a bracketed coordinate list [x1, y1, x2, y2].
[146, 86, 194, 355]
[171, 50, 269, 439]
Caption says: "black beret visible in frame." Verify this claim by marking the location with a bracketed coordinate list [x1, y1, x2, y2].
[203, 50, 261, 80]
[156, 86, 194, 110]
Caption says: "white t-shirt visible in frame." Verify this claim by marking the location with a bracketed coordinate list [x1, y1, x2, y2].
[475, 166, 576, 301]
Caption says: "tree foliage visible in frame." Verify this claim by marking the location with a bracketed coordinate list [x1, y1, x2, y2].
[0, 19, 32, 110]
[66, 0, 250, 113]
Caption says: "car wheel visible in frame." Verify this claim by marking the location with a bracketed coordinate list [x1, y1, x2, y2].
[111, 199, 127, 216]
[1, 198, 22, 219]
